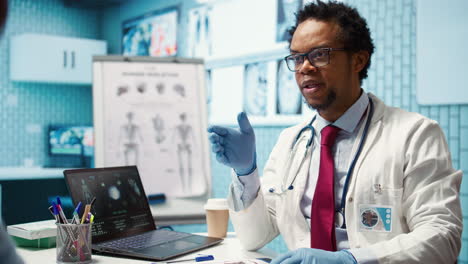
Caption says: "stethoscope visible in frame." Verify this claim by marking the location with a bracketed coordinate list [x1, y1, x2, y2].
[268, 97, 374, 228]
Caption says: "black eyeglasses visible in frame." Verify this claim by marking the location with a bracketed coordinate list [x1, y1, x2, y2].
[284, 47, 347, 72]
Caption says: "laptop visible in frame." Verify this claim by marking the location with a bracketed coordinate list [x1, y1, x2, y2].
[63, 165, 223, 261]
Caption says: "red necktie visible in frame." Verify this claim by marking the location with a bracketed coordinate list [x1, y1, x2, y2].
[311, 125, 340, 251]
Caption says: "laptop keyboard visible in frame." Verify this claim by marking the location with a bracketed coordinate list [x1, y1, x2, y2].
[99, 229, 193, 249]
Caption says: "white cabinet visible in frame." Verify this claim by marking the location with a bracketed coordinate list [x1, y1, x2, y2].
[10, 34, 107, 85]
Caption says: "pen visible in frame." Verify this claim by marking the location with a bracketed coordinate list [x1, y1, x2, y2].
[81, 197, 96, 224]
[90, 197, 96, 207]
[164, 254, 214, 263]
[81, 204, 91, 224]
[52, 202, 65, 224]
[51, 203, 60, 223]
[256, 258, 272, 263]
[85, 212, 92, 224]
[48, 206, 57, 222]
[72, 202, 82, 224]
[56, 204, 69, 224]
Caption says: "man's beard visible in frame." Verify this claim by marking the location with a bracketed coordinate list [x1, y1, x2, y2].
[305, 90, 337, 111]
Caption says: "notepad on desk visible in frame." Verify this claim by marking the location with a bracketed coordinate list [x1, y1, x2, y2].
[7, 220, 57, 248]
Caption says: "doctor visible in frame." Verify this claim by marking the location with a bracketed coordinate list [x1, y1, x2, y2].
[207, 1, 462, 263]
[0, 0, 25, 262]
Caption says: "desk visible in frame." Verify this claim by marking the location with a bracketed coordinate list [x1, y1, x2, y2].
[16, 233, 278, 263]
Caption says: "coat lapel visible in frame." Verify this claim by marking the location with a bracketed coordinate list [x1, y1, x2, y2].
[346, 93, 385, 203]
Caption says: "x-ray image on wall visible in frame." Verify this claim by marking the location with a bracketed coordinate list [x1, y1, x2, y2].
[243, 62, 268, 116]
[206, 70, 212, 115]
[122, 7, 178, 57]
[277, 0, 303, 42]
[188, 6, 212, 58]
[276, 60, 302, 115]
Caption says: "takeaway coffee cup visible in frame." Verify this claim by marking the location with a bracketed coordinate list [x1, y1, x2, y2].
[204, 198, 229, 238]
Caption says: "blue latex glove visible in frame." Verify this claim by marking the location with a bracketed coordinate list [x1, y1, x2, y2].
[207, 112, 256, 175]
[270, 248, 357, 264]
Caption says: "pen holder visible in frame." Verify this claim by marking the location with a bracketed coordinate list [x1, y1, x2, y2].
[56, 223, 92, 264]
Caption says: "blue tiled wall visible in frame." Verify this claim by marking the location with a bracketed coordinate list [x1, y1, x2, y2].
[0, 0, 99, 167]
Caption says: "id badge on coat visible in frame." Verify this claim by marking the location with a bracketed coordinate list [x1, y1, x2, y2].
[358, 204, 392, 232]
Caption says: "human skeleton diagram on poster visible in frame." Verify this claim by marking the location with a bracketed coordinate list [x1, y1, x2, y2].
[171, 112, 195, 193]
[115, 82, 186, 105]
[113, 86, 203, 195]
[152, 114, 166, 144]
[156, 82, 165, 95]
[173, 83, 186, 98]
[136, 82, 147, 94]
[97, 61, 208, 197]
[117, 84, 130, 96]
[118, 111, 144, 166]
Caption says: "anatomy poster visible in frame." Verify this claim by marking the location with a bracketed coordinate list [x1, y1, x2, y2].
[93, 58, 209, 197]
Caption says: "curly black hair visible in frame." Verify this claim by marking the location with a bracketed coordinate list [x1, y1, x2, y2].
[288, 0, 374, 83]
[0, 0, 7, 34]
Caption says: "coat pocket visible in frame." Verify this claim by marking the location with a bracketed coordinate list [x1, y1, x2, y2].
[367, 187, 403, 205]
[356, 188, 403, 242]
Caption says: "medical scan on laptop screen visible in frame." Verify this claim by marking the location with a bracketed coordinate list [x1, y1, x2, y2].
[66, 166, 156, 243]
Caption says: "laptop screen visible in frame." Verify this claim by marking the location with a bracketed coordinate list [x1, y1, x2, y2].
[64, 166, 156, 243]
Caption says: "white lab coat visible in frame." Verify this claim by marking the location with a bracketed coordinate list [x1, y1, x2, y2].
[228, 93, 462, 263]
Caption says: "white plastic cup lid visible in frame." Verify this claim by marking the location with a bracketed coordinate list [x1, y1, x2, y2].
[204, 198, 228, 210]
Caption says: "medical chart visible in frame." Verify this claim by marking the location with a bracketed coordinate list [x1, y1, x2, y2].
[93, 59, 210, 197]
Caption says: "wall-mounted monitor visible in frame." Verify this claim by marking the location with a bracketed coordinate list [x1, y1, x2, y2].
[122, 6, 178, 57]
[48, 125, 94, 157]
